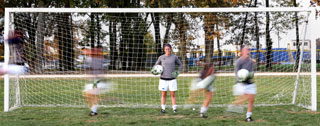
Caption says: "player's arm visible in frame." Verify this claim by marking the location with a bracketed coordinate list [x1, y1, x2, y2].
[175, 56, 182, 72]
[152, 56, 162, 75]
[154, 56, 161, 66]
[172, 56, 182, 78]
[234, 59, 241, 77]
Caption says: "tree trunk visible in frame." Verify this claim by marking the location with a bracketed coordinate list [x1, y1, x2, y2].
[254, 0, 260, 71]
[57, 13, 74, 71]
[35, 12, 45, 72]
[89, 14, 95, 48]
[178, 13, 188, 72]
[151, 2, 162, 58]
[204, 15, 215, 64]
[24, 14, 37, 73]
[266, 0, 272, 69]
[63, 13, 74, 70]
[109, 18, 118, 70]
[294, 0, 300, 71]
[216, 23, 222, 70]
[96, 14, 101, 48]
[240, 0, 253, 46]
[163, 13, 173, 44]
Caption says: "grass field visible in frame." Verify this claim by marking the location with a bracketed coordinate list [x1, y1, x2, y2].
[0, 76, 319, 126]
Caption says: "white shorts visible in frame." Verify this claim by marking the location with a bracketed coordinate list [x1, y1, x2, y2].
[233, 83, 257, 96]
[159, 79, 177, 91]
[190, 77, 215, 92]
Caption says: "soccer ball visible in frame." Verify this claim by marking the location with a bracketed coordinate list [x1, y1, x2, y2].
[152, 65, 163, 75]
[237, 69, 249, 82]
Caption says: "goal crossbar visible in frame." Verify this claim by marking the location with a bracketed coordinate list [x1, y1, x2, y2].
[5, 7, 313, 13]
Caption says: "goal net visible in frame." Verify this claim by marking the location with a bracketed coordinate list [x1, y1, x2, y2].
[3, 8, 317, 112]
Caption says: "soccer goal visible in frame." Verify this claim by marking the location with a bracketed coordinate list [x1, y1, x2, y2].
[3, 7, 317, 112]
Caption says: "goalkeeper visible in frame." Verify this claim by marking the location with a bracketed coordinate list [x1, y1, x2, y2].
[227, 45, 256, 122]
[0, 30, 27, 75]
[153, 44, 182, 113]
[82, 47, 105, 116]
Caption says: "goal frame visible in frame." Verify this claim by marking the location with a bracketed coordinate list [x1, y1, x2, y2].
[3, 7, 317, 112]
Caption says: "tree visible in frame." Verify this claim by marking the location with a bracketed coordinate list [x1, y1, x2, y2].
[293, 0, 300, 71]
[266, 0, 272, 69]
[254, 0, 261, 70]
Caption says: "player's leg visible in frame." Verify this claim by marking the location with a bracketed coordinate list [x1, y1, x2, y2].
[232, 95, 247, 105]
[200, 90, 213, 118]
[161, 91, 167, 112]
[245, 94, 255, 119]
[226, 83, 246, 113]
[83, 92, 100, 116]
[244, 83, 256, 122]
[159, 79, 169, 113]
[170, 91, 177, 112]
[169, 79, 178, 112]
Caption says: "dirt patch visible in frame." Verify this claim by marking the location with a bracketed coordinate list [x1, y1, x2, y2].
[158, 115, 186, 119]
[216, 116, 236, 119]
[288, 110, 320, 114]
[254, 119, 267, 122]
[86, 119, 99, 122]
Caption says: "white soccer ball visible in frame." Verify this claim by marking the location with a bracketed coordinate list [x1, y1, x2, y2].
[237, 69, 249, 82]
[152, 65, 163, 75]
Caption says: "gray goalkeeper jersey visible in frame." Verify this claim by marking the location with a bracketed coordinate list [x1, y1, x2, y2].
[155, 54, 182, 79]
[235, 57, 254, 84]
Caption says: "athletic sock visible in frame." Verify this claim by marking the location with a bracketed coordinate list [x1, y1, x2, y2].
[161, 104, 166, 110]
[246, 112, 252, 118]
[91, 105, 98, 113]
[200, 106, 208, 114]
[172, 105, 177, 110]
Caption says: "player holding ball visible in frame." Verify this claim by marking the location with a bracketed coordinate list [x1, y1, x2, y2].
[227, 45, 256, 122]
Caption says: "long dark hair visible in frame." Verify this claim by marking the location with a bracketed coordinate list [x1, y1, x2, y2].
[163, 44, 172, 50]
[200, 63, 214, 79]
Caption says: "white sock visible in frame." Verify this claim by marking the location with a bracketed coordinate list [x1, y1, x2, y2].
[161, 104, 166, 110]
[91, 105, 98, 113]
[246, 112, 252, 118]
[172, 105, 177, 110]
[200, 106, 208, 113]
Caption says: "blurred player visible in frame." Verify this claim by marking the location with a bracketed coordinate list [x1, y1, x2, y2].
[82, 47, 106, 116]
[153, 44, 182, 113]
[0, 30, 27, 75]
[227, 45, 256, 122]
[188, 63, 215, 118]
[8, 30, 25, 65]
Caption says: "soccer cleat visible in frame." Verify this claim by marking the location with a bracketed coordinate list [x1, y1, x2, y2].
[200, 113, 208, 118]
[173, 109, 177, 113]
[160, 109, 166, 113]
[89, 111, 98, 116]
[246, 117, 254, 122]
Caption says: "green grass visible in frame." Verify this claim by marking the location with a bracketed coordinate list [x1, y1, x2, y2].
[0, 76, 319, 125]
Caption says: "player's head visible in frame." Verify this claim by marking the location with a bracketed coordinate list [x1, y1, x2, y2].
[240, 45, 250, 59]
[163, 44, 172, 55]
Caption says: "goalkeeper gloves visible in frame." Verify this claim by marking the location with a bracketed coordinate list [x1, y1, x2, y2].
[172, 71, 179, 78]
[248, 72, 254, 79]
[93, 79, 101, 88]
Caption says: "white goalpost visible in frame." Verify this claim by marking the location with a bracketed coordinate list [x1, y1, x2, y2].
[3, 7, 317, 112]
